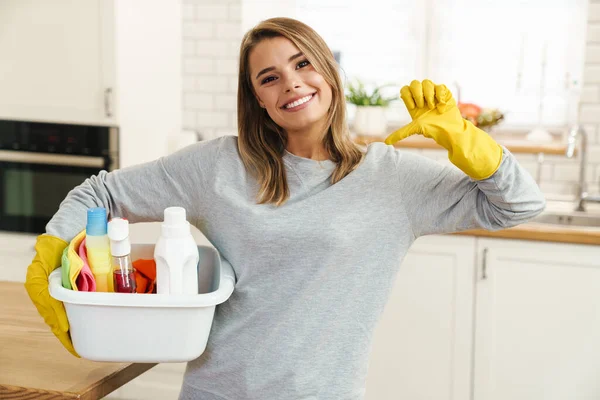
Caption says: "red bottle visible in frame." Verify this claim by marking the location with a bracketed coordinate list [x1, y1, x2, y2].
[108, 218, 137, 294]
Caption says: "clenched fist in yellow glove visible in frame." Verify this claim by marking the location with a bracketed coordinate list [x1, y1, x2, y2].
[385, 79, 503, 180]
[25, 234, 79, 357]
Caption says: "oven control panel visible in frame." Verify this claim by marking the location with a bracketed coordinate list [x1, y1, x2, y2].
[0, 120, 111, 157]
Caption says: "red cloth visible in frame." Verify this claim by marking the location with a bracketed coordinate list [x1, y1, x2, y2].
[133, 259, 156, 294]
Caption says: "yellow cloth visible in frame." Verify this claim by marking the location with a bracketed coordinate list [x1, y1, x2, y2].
[66, 230, 87, 291]
[24, 234, 80, 357]
[384, 79, 503, 180]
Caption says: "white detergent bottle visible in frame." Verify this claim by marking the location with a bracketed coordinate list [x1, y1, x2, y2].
[154, 207, 199, 295]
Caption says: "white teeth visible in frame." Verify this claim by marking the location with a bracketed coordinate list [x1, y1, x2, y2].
[284, 94, 313, 109]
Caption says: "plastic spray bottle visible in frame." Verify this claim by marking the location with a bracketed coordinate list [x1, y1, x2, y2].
[108, 218, 137, 294]
[154, 207, 199, 295]
[86, 207, 113, 292]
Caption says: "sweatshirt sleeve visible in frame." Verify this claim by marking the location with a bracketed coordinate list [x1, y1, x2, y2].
[395, 146, 546, 238]
[45, 138, 221, 242]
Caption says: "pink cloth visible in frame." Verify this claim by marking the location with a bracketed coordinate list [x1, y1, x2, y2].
[77, 238, 97, 292]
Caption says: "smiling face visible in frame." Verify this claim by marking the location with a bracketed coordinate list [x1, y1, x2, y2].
[249, 36, 333, 136]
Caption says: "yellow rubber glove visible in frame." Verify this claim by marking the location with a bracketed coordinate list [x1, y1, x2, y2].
[385, 79, 503, 180]
[24, 234, 80, 357]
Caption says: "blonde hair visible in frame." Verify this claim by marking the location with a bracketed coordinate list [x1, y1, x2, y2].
[237, 17, 364, 206]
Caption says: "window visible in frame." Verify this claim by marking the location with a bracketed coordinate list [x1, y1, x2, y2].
[244, 0, 588, 130]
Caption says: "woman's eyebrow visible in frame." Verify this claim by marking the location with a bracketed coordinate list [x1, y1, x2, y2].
[255, 52, 304, 80]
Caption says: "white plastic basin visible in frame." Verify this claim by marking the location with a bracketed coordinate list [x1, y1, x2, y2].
[48, 244, 235, 363]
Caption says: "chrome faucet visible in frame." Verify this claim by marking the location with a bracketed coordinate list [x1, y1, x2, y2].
[565, 125, 600, 211]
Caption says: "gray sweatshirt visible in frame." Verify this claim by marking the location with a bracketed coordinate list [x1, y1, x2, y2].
[47, 135, 545, 400]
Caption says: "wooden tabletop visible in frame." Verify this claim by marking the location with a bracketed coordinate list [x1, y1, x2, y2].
[0, 281, 156, 399]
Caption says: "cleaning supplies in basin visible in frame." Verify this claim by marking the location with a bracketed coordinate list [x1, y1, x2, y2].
[133, 258, 157, 294]
[60, 229, 96, 291]
[108, 217, 137, 294]
[86, 207, 113, 292]
[154, 207, 199, 295]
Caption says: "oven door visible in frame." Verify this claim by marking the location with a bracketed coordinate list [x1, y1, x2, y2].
[0, 150, 106, 234]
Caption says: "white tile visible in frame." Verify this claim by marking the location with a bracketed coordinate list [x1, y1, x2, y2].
[197, 111, 229, 128]
[183, 110, 197, 128]
[182, 77, 197, 92]
[215, 58, 239, 76]
[197, 5, 229, 20]
[184, 93, 214, 110]
[229, 40, 241, 57]
[545, 153, 577, 164]
[539, 182, 577, 197]
[586, 44, 600, 63]
[183, 39, 196, 56]
[196, 39, 230, 57]
[184, 58, 214, 74]
[229, 113, 238, 129]
[580, 104, 600, 123]
[587, 23, 600, 42]
[215, 94, 237, 111]
[541, 164, 553, 182]
[195, 76, 230, 93]
[553, 163, 580, 182]
[589, 3, 600, 22]
[228, 4, 242, 21]
[581, 85, 599, 103]
[228, 76, 240, 92]
[584, 65, 600, 84]
[215, 22, 243, 39]
[183, 21, 214, 39]
[589, 144, 600, 162]
[182, 3, 196, 20]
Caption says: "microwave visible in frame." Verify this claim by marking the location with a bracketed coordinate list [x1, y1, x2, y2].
[0, 120, 118, 234]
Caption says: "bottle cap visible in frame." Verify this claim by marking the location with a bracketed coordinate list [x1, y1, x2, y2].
[86, 207, 107, 236]
[107, 218, 131, 257]
[161, 207, 190, 238]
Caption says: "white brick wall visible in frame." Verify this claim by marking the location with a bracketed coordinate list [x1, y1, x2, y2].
[565, 0, 600, 197]
[180, 0, 600, 198]
[182, 0, 242, 140]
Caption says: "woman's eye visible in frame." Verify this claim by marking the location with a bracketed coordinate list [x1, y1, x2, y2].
[261, 76, 276, 85]
[297, 60, 310, 69]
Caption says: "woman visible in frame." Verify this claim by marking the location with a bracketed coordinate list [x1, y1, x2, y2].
[26, 17, 545, 399]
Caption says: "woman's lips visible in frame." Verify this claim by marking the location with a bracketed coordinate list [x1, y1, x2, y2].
[281, 93, 316, 112]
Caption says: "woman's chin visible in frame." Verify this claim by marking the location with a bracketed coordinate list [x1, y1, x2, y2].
[279, 113, 328, 134]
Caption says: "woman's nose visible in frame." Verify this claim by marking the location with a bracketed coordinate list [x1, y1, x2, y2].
[283, 73, 301, 92]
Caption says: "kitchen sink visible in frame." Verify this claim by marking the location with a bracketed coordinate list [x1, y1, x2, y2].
[531, 212, 600, 228]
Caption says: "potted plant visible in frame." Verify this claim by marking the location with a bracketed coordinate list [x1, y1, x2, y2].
[345, 79, 397, 137]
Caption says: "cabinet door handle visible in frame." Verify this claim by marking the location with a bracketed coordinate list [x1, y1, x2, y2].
[482, 247, 488, 280]
[104, 87, 113, 117]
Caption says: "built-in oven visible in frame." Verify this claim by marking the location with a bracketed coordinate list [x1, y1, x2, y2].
[0, 120, 118, 234]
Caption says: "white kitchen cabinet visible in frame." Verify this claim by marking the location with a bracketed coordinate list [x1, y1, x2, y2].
[0, 0, 181, 168]
[0, 232, 37, 282]
[473, 238, 600, 400]
[106, 363, 186, 400]
[0, 0, 114, 126]
[365, 234, 476, 400]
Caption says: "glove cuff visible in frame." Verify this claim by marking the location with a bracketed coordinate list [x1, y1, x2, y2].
[34, 234, 69, 275]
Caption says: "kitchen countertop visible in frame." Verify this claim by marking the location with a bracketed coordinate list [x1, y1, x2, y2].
[455, 200, 600, 245]
[0, 281, 156, 399]
[455, 222, 600, 245]
[353, 134, 571, 155]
